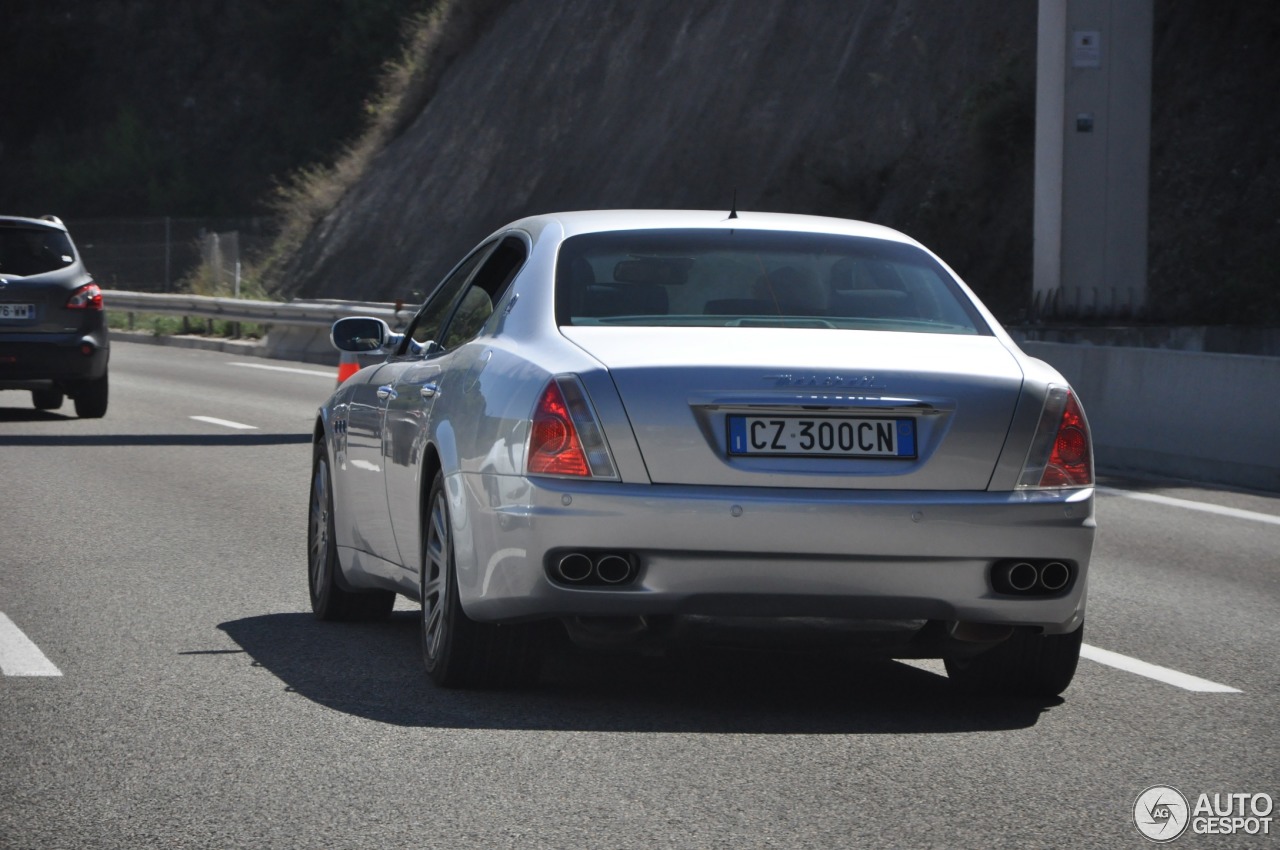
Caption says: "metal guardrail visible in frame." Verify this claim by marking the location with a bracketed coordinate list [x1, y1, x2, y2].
[103, 290, 404, 328]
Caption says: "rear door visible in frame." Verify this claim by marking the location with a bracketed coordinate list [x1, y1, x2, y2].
[385, 236, 528, 569]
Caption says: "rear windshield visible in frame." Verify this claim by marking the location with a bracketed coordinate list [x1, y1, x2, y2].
[556, 229, 989, 335]
[0, 226, 76, 276]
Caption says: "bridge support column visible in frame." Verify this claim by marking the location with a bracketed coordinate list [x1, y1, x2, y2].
[1034, 0, 1153, 319]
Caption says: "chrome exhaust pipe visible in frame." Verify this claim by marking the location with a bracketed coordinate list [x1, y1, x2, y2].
[556, 553, 593, 583]
[595, 554, 634, 584]
[1038, 561, 1071, 592]
[995, 561, 1039, 593]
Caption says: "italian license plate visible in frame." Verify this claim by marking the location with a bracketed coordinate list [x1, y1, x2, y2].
[0, 303, 34, 320]
[727, 415, 916, 458]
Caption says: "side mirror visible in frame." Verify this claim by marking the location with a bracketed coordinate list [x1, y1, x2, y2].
[331, 316, 394, 352]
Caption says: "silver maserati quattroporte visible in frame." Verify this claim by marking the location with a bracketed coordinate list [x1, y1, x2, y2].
[309, 210, 1095, 695]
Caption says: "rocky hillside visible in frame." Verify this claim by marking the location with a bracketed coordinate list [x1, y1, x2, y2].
[281, 0, 1038, 315]
[278, 0, 1279, 325]
[4, 2, 1275, 324]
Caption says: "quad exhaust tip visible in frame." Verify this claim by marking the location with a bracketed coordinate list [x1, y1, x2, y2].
[556, 553, 594, 583]
[991, 559, 1074, 595]
[552, 552, 638, 587]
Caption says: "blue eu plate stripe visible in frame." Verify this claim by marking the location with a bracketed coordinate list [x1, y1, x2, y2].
[728, 417, 747, 453]
[897, 420, 915, 457]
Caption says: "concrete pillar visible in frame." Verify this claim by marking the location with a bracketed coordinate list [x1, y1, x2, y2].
[1034, 0, 1153, 319]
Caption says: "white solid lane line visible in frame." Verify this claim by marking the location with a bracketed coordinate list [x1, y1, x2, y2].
[0, 613, 62, 677]
[1080, 643, 1241, 693]
[190, 415, 258, 430]
[1098, 486, 1280, 527]
[229, 361, 334, 379]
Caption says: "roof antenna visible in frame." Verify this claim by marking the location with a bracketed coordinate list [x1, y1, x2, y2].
[728, 189, 739, 220]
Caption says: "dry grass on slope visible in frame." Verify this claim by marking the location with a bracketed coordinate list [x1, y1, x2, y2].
[260, 0, 509, 295]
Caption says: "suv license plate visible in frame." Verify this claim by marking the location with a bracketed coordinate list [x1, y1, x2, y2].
[728, 415, 916, 458]
[0, 303, 34, 320]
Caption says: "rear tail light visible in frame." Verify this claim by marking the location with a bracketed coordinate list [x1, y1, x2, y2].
[1016, 387, 1094, 489]
[527, 376, 618, 479]
[66, 282, 103, 311]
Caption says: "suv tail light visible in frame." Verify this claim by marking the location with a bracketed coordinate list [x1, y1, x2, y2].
[66, 282, 104, 311]
[1016, 387, 1093, 489]
[527, 376, 618, 479]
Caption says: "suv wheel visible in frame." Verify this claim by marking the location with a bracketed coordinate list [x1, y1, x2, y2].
[32, 388, 65, 410]
[72, 372, 108, 418]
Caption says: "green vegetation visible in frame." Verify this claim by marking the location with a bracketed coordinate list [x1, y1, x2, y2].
[107, 312, 265, 340]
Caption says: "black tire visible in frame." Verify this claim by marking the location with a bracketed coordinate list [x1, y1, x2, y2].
[420, 471, 541, 688]
[308, 441, 395, 621]
[944, 623, 1084, 698]
[72, 372, 108, 418]
[32, 388, 64, 410]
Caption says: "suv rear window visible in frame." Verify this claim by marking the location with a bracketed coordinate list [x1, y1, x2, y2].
[556, 229, 989, 335]
[0, 226, 76, 277]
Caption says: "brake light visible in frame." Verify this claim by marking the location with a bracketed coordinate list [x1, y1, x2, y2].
[66, 282, 103, 311]
[1040, 393, 1092, 487]
[527, 376, 618, 479]
[1016, 387, 1094, 489]
[529, 382, 590, 476]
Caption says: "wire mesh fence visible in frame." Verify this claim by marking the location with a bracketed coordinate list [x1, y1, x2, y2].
[66, 217, 274, 293]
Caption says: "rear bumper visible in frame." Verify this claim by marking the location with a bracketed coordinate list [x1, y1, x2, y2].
[451, 473, 1095, 636]
[0, 330, 109, 388]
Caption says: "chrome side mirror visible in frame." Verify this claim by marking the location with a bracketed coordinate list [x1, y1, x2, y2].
[331, 316, 395, 352]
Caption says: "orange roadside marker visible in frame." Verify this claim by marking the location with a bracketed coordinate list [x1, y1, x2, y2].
[336, 351, 361, 386]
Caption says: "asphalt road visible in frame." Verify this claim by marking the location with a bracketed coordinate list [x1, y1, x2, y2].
[2, 340, 1277, 849]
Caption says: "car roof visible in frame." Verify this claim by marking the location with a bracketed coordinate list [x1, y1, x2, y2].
[0, 215, 68, 233]
[504, 209, 920, 246]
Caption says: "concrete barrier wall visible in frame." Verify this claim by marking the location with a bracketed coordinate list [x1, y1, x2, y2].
[122, 321, 1279, 492]
[1021, 342, 1280, 491]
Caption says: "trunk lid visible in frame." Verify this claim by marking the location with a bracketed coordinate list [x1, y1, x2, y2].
[0, 272, 93, 334]
[563, 326, 1025, 490]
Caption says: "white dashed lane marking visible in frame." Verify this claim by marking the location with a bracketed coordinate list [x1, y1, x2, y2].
[0, 612, 62, 677]
[189, 415, 258, 430]
[1080, 644, 1241, 693]
[902, 644, 1241, 693]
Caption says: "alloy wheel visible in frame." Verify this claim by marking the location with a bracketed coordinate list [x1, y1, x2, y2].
[421, 490, 450, 663]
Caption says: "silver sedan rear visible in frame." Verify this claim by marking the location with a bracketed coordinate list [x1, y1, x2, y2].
[310, 210, 1095, 696]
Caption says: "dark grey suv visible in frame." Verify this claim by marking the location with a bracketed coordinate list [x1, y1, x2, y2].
[0, 216, 109, 417]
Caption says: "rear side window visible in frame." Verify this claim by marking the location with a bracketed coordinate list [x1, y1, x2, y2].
[401, 235, 528, 355]
[555, 229, 989, 335]
[440, 237, 527, 349]
[0, 226, 76, 276]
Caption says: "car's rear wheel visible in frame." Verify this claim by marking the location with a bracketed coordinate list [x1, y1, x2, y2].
[72, 372, 108, 418]
[944, 623, 1083, 698]
[421, 471, 541, 688]
[31, 388, 64, 410]
[308, 441, 395, 621]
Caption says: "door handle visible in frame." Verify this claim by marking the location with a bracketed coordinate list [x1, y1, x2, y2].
[376, 385, 397, 401]
[420, 383, 440, 399]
